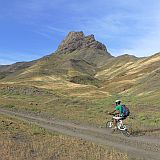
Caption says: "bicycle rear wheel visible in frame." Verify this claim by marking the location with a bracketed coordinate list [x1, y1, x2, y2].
[121, 124, 131, 137]
[122, 129, 131, 137]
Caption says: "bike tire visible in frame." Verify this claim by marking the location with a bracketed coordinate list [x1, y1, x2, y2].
[122, 129, 131, 137]
[106, 121, 113, 128]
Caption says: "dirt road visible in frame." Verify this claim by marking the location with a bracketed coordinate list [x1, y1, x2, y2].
[0, 108, 160, 160]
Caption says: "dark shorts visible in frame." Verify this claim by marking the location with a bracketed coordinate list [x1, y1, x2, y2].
[121, 116, 127, 120]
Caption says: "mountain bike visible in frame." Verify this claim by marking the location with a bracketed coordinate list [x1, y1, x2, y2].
[106, 113, 131, 137]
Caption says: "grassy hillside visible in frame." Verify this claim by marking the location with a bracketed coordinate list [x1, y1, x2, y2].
[2, 51, 159, 101]
[0, 61, 37, 80]
[1, 48, 111, 83]
[0, 30, 159, 136]
[0, 53, 159, 129]
[0, 81, 160, 138]
[96, 53, 160, 103]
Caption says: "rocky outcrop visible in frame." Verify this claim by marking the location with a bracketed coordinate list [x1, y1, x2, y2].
[56, 31, 107, 54]
[0, 85, 53, 96]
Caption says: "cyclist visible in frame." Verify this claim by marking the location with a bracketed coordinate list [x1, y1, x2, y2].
[108, 100, 124, 129]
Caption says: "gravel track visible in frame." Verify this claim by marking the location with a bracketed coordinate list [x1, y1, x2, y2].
[0, 108, 160, 160]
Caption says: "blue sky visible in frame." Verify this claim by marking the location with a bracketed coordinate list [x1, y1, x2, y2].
[0, 0, 160, 64]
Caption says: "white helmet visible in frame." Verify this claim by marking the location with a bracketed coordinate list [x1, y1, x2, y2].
[115, 100, 121, 103]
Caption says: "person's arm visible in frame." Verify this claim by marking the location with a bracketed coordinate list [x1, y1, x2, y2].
[108, 106, 120, 115]
[109, 110, 116, 114]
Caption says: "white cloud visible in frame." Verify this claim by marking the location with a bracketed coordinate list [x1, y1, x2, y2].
[46, 26, 67, 34]
[0, 50, 51, 65]
[129, 32, 160, 57]
[0, 59, 15, 65]
[76, 1, 160, 57]
[33, 30, 53, 39]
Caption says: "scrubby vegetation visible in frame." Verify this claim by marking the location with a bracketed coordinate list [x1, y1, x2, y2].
[69, 75, 101, 87]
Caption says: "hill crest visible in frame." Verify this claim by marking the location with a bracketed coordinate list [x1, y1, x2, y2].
[56, 31, 108, 54]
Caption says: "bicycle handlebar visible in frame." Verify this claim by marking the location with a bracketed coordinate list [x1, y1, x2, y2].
[107, 112, 117, 116]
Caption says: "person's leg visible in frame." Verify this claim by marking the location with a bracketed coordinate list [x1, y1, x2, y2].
[113, 116, 121, 129]
[121, 116, 127, 124]
[113, 118, 116, 127]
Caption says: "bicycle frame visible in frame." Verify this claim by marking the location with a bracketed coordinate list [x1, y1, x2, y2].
[106, 113, 130, 136]
[112, 117, 126, 131]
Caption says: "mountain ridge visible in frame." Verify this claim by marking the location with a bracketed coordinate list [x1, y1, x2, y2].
[0, 31, 112, 82]
[0, 32, 159, 101]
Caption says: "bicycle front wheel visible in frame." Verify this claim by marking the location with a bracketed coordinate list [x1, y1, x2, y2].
[106, 121, 113, 128]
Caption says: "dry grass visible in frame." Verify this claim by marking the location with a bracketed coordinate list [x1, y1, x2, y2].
[0, 114, 129, 160]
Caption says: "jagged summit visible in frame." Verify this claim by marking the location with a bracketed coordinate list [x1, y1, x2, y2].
[56, 31, 107, 54]
[0, 31, 113, 81]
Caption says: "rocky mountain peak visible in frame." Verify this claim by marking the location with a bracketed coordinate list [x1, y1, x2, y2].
[56, 31, 107, 54]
